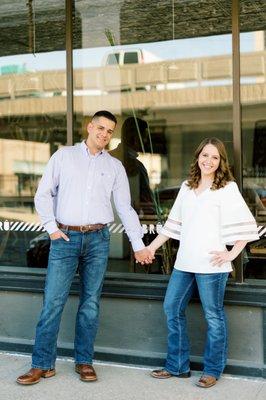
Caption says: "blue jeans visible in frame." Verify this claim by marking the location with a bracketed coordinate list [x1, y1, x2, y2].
[32, 227, 110, 369]
[163, 269, 228, 379]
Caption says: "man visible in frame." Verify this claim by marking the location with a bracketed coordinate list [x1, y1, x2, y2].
[17, 110, 153, 385]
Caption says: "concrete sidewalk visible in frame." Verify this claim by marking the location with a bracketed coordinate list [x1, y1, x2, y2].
[0, 352, 265, 400]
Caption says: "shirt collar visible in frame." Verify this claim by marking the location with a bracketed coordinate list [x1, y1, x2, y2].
[80, 140, 105, 157]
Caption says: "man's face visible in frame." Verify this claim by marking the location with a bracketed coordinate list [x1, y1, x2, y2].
[86, 116, 116, 152]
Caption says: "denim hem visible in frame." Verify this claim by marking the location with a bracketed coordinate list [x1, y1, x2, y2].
[203, 370, 221, 379]
[75, 361, 93, 366]
[31, 363, 55, 370]
[164, 366, 190, 376]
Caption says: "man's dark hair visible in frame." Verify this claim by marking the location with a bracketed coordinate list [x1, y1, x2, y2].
[92, 110, 117, 125]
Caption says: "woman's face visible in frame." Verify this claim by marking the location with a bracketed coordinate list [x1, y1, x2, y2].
[198, 144, 220, 178]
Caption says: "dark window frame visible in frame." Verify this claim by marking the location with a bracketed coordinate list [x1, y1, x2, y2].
[0, 267, 265, 306]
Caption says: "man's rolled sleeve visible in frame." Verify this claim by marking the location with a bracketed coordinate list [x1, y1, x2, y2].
[131, 238, 145, 252]
[44, 221, 59, 235]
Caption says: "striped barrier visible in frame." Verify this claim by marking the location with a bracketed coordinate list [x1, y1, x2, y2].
[0, 220, 265, 237]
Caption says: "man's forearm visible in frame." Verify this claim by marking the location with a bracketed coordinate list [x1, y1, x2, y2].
[115, 204, 145, 252]
[34, 189, 57, 234]
[34, 150, 61, 235]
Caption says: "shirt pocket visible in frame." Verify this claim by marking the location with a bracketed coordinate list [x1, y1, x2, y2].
[96, 170, 115, 197]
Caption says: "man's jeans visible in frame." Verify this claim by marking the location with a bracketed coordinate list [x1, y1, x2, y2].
[32, 227, 110, 369]
[163, 269, 229, 379]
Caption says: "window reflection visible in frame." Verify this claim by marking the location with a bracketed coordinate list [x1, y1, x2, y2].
[73, 0, 233, 274]
[0, 0, 66, 269]
[240, 0, 266, 279]
[0, 0, 263, 280]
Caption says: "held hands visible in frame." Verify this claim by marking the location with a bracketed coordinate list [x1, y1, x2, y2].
[50, 229, 69, 241]
[134, 246, 155, 265]
[209, 250, 235, 267]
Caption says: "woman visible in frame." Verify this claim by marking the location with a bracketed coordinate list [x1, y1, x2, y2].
[147, 138, 259, 388]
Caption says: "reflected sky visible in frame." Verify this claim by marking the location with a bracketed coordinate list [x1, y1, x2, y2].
[0, 32, 259, 72]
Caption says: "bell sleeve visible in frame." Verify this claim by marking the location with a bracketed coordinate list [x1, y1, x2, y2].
[160, 181, 187, 240]
[220, 181, 259, 245]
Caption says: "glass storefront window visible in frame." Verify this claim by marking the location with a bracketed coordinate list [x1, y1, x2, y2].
[240, 0, 266, 279]
[1, 1, 263, 282]
[0, 1, 66, 269]
[73, 0, 233, 275]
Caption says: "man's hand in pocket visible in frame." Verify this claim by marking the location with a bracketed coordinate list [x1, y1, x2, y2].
[50, 230, 69, 241]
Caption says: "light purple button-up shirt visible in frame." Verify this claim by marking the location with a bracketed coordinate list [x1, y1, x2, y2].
[34, 141, 145, 251]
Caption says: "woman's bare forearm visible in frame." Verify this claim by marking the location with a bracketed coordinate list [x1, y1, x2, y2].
[230, 240, 248, 259]
[210, 240, 249, 266]
[148, 233, 170, 252]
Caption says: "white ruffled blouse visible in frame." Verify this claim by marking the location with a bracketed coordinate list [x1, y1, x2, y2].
[160, 181, 259, 274]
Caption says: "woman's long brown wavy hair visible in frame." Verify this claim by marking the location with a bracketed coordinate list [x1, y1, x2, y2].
[187, 137, 234, 190]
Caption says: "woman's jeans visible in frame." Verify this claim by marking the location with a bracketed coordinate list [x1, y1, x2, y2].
[163, 269, 229, 379]
[31, 227, 110, 369]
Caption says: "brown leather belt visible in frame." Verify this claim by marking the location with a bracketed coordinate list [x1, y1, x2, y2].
[57, 222, 106, 232]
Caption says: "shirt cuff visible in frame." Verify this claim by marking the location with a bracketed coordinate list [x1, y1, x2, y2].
[131, 238, 145, 252]
[44, 221, 59, 235]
